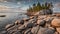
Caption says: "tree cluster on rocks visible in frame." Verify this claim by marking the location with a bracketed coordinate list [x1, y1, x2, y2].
[27, 2, 53, 16]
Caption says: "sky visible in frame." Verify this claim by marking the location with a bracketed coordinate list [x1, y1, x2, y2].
[0, 0, 60, 12]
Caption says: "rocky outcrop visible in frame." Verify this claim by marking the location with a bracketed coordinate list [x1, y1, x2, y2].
[1, 11, 60, 34]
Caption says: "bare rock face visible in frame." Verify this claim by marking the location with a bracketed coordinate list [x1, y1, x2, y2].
[51, 18, 60, 27]
[37, 27, 55, 34]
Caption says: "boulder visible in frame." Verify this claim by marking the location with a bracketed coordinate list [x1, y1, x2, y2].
[24, 28, 32, 34]
[23, 18, 30, 21]
[15, 20, 24, 25]
[56, 27, 60, 34]
[44, 17, 54, 24]
[18, 25, 26, 31]
[31, 25, 40, 34]
[12, 31, 22, 34]
[24, 22, 34, 28]
[54, 32, 59, 34]
[15, 20, 21, 25]
[51, 18, 60, 27]
[56, 14, 60, 17]
[5, 24, 14, 29]
[37, 20, 46, 26]
[37, 27, 55, 34]
[24, 19, 35, 28]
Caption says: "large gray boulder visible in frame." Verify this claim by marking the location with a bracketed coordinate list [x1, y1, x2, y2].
[37, 27, 55, 34]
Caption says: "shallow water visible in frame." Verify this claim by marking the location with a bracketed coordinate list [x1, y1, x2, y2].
[0, 12, 28, 31]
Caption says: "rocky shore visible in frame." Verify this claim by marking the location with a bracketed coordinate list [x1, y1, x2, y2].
[1, 11, 60, 34]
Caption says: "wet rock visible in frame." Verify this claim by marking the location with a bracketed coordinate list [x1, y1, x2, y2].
[37, 20, 46, 26]
[15, 20, 21, 25]
[23, 18, 30, 21]
[29, 16, 34, 19]
[20, 20, 24, 24]
[7, 24, 21, 31]
[51, 18, 60, 27]
[24, 28, 32, 34]
[18, 25, 25, 31]
[7, 28, 18, 34]
[37, 27, 55, 34]
[24, 22, 34, 28]
[12, 31, 22, 34]
[5, 24, 14, 29]
[15, 20, 24, 25]
[31, 25, 40, 34]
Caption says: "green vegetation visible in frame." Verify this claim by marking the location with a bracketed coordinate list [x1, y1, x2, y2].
[27, 2, 53, 12]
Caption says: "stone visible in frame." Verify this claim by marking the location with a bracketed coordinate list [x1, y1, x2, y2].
[5, 24, 14, 29]
[12, 31, 22, 34]
[24, 22, 34, 28]
[48, 27, 55, 30]
[18, 25, 25, 31]
[54, 32, 59, 34]
[29, 16, 34, 19]
[31, 25, 40, 34]
[51, 18, 60, 27]
[23, 18, 30, 21]
[56, 14, 60, 17]
[37, 20, 46, 26]
[37, 27, 55, 34]
[15, 20, 21, 25]
[45, 17, 54, 24]
[15, 20, 24, 25]
[37, 16, 47, 20]
[56, 27, 60, 34]
[24, 28, 32, 34]
[24, 19, 34, 28]
[20, 20, 24, 24]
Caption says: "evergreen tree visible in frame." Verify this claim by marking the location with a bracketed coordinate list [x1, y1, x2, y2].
[36, 2, 41, 11]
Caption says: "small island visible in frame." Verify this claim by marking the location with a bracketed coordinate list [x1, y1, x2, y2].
[27, 2, 53, 16]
